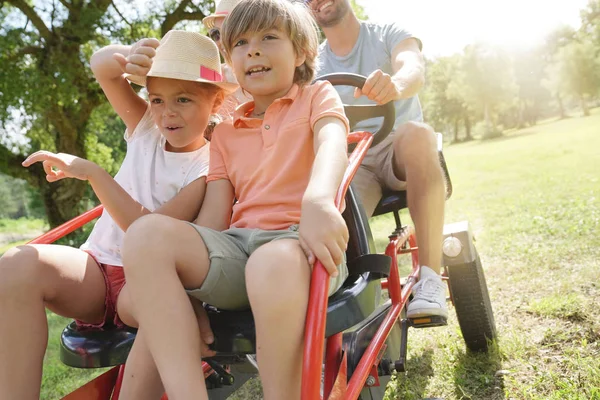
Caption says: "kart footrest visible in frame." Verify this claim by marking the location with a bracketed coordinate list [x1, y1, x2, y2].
[409, 315, 447, 328]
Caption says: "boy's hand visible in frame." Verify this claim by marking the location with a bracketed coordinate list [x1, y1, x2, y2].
[299, 198, 348, 277]
[190, 298, 216, 358]
[113, 38, 160, 77]
[22, 151, 97, 182]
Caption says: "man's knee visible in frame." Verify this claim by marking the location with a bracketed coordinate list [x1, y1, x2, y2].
[394, 121, 437, 157]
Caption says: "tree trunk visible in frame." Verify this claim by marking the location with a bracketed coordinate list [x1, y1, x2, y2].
[464, 116, 473, 141]
[580, 95, 590, 116]
[41, 178, 88, 228]
[453, 118, 459, 143]
[557, 93, 566, 119]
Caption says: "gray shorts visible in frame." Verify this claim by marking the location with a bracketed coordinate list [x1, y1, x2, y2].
[353, 135, 406, 217]
[185, 224, 348, 310]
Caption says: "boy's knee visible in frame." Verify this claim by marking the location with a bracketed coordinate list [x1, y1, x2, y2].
[0, 246, 39, 295]
[123, 214, 176, 259]
[246, 240, 309, 303]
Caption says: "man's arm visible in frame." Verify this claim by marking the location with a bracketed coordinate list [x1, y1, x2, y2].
[356, 37, 425, 104]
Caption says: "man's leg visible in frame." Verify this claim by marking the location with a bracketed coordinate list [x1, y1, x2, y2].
[245, 239, 311, 400]
[390, 122, 447, 318]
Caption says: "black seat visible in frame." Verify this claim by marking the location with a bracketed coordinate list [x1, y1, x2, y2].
[372, 190, 408, 217]
[60, 187, 390, 368]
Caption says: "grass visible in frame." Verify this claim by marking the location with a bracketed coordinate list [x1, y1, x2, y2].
[32, 109, 600, 398]
[0, 217, 47, 234]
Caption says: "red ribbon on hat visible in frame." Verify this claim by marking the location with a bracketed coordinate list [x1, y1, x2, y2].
[200, 65, 223, 82]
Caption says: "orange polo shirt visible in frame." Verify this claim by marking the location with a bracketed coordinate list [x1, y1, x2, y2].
[207, 80, 350, 230]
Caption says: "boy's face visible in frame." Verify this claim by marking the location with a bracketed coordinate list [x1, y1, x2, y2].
[229, 28, 305, 100]
[147, 78, 218, 152]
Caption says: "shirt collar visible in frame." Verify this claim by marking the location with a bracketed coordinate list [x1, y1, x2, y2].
[233, 84, 300, 128]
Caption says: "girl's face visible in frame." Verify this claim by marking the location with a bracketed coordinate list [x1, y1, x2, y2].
[147, 78, 219, 152]
[229, 28, 305, 102]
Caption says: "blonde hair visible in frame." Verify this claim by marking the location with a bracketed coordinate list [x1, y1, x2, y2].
[221, 0, 320, 87]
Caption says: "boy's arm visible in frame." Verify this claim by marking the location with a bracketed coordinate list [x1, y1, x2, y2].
[299, 116, 349, 275]
[22, 151, 207, 231]
[90, 40, 158, 133]
[195, 180, 235, 231]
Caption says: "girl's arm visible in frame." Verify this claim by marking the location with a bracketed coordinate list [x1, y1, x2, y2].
[22, 151, 207, 231]
[195, 180, 235, 231]
[299, 116, 349, 275]
[90, 39, 159, 133]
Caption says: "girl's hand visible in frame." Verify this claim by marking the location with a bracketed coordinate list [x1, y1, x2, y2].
[113, 38, 160, 77]
[299, 198, 349, 277]
[22, 151, 98, 182]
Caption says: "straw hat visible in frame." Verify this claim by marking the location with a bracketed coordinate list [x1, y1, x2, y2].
[203, 0, 244, 29]
[126, 30, 238, 94]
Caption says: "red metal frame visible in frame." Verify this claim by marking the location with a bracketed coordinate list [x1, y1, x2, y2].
[30, 130, 421, 400]
[302, 131, 421, 399]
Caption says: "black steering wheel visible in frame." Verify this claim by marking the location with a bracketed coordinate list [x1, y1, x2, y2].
[314, 73, 396, 147]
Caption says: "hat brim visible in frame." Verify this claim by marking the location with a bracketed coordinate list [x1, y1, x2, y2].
[202, 13, 226, 29]
[126, 72, 238, 95]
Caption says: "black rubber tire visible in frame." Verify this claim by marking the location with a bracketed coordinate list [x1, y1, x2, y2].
[447, 250, 497, 352]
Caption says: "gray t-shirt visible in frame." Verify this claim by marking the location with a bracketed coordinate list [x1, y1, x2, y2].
[317, 21, 423, 150]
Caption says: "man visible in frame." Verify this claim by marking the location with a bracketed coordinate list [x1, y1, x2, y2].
[309, 0, 448, 321]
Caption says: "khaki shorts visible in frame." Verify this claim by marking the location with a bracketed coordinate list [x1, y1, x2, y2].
[353, 136, 407, 217]
[185, 225, 348, 310]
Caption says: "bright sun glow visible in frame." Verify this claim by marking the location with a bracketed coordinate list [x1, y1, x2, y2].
[356, 0, 589, 57]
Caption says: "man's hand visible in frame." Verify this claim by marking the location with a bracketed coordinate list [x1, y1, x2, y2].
[190, 298, 216, 358]
[299, 198, 349, 277]
[354, 69, 404, 105]
[113, 38, 160, 77]
[22, 151, 98, 182]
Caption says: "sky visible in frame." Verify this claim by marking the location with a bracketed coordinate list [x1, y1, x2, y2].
[356, 0, 589, 57]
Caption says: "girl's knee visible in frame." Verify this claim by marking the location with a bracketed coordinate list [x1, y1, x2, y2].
[0, 246, 40, 294]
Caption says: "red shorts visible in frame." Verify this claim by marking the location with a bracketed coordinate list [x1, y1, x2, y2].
[75, 258, 126, 330]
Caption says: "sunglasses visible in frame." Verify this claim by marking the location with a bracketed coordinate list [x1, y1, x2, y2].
[208, 27, 221, 42]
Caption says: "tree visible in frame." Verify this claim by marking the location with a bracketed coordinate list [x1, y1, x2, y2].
[452, 43, 517, 138]
[580, 0, 600, 48]
[421, 55, 472, 142]
[554, 39, 600, 116]
[0, 0, 214, 227]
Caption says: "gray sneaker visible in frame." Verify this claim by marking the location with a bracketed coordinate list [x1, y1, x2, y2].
[407, 276, 449, 319]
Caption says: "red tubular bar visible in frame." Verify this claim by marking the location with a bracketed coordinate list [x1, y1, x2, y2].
[345, 229, 419, 399]
[301, 132, 373, 400]
[28, 205, 104, 245]
[324, 333, 343, 399]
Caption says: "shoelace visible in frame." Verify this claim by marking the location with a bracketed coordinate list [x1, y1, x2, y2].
[412, 277, 444, 301]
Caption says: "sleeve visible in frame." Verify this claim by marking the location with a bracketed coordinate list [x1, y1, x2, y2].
[384, 22, 422, 57]
[206, 125, 230, 183]
[309, 81, 350, 135]
[182, 146, 210, 187]
[125, 104, 155, 142]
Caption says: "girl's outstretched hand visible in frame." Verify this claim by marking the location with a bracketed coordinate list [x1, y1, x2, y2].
[22, 151, 97, 182]
[113, 38, 160, 77]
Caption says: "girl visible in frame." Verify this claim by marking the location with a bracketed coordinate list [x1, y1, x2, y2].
[120, 1, 350, 399]
[0, 30, 235, 399]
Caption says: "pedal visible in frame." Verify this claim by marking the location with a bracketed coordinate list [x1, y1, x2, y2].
[408, 315, 447, 328]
